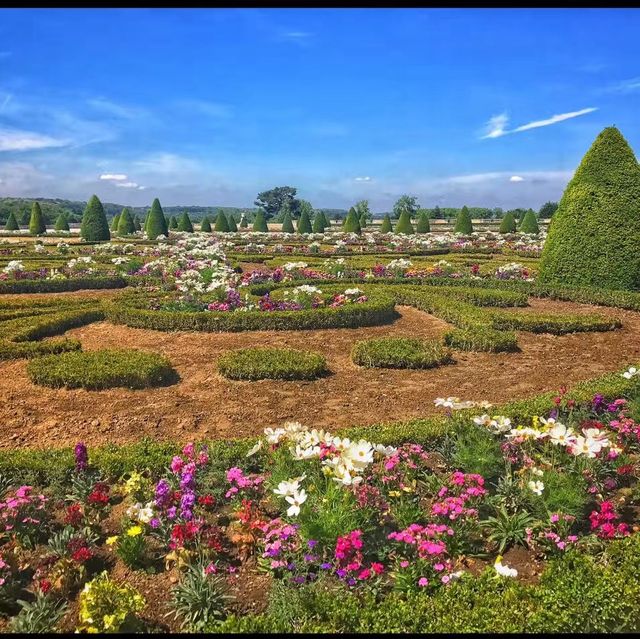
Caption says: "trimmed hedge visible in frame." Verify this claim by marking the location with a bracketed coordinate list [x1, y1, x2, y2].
[444, 326, 519, 353]
[27, 348, 178, 390]
[491, 310, 621, 334]
[351, 337, 453, 369]
[218, 347, 328, 380]
[80, 195, 111, 242]
[454, 206, 473, 234]
[0, 276, 126, 295]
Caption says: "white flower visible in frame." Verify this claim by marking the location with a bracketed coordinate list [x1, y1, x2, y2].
[3, 260, 24, 273]
[547, 423, 576, 446]
[264, 427, 286, 445]
[342, 440, 374, 470]
[344, 288, 363, 297]
[246, 440, 263, 457]
[527, 480, 544, 496]
[622, 366, 639, 379]
[494, 556, 518, 578]
[137, 503, 155, 524]
[374, 443, 397, 456]
[569, 436, 601, 458]
[285, 489, 307, 517]
[273, 475, 306, 497]
[434, 397, 458, 409]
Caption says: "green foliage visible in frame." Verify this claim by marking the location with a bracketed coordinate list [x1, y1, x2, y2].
[312, 213, 325, 233]
[110, 213, 121, 232]
[252, 210, 269, 232]
[359, 213, 368, 228]
[214, 212, 230, 232]
[200, 216, 211, 232]
[540, 469, 589, 518]
[29, 202, 47, 236]
[342, 208, 361, 234]
[351, 337, 453, 369]
[281, 210, 295, 233]
[416, 211, 431, 233]
[10, 593, 68, 633]
[115, 527, 148, 570]
[499, 211, 517, 234]
[0, 276, 125, 296]
[444, 326, 518, 352]
[146, 198, 169, 240]
[217, 347, 328, 380]
[539, 126, 640, 290]
[227, 214, 238, 232]
[117, 208, 136, 236]
[454, 205, 473, 234]
[54, 213, 70, 231]
[538, 201, 558, 219]
[519, 210, 540, 234]
[4, 211, 19, 231]
[80, 195, 111, 242]
[482, 506, 537, 553]
[395, 210, 415, 234]
[170, 563, 233, 631]
[133, 215, 142, 232]
[27, 348, 178, 390]
[450, 425, 504, 480]
[491, 311, 620, 334]
[380, 214, 393, 233]
[297, 210, 313, 234]
[169, 215, 178, 230]
[254, 186, 299, 220]
[178, 211, 195, 233]
[392, 195, 420, 219]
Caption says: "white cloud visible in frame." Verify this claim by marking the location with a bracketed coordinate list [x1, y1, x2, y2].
[354, 176, 372, 182]
[510, 175, 524, 182]
[603, 77, 640, 94]
[0, 128, 69, 152]
[100, 173, 128, 181]
[87, 97, 148, 119]
[481, 108, 598, 139]
[115, 181, 140, 188]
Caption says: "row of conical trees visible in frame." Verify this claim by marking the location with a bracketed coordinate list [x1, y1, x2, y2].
[4, 202, 73, 235]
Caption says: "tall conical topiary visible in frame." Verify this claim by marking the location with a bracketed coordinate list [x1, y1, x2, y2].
[146, 199, 169, 240]
[80, 195, 110, 242]
[178, 211, 194, 233]
[117, 207, 135, 236]
[320, 211, 331, 230]
[253, 210, 269, 232]
[454, 206, 473, 234]
[29, 202, 46, 236]
[297, 209, 313, 234]
[200, 216, 212, 232]
[214, 211, 230, 232]
[5, 211, 19, 231]
[110, 213, 121, 232]
[227, 214, 238, 232]
[342, 207, 361, 234]
[312, 213, 325, 233]
[54, 213, 69, 231]
[359, 213, 367, 229]
[144, 211, 151, 234]
[281, 210, 295, 233]
[416, 211, 431, 233]
[395, 210, 415, 234]
[539, 126, 640, 290]
[380, 214, 393, 233]
[499, 212, 517, 234]
[133, 215, 142, 232]
[169, 215, 178, 230]
[240, 214, 248, 229]
[519, 210, 540, 234]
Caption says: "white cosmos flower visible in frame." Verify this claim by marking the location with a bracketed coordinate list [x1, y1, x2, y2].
[434, 397, 458, 409]
[285, 489, 307, 517]
[273, 475, 306, 498]
[264, 427, 286, 444]
[547, 423, 576, 446]
[569, 436, 601, 458]
[292, 444, 320, 460]
[246, 440, 263, 457]
[622, 367, 639, 379]
[582, 428, 610, 448]
[374, 443, 397, 456]
[343, 440, 374, 470]
[527, 480, 544, 496]
[494, 556, 518, 578]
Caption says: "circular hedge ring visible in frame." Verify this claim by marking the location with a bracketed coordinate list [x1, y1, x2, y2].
[218, 347, 328, 381]
[351, 337, 454, 369]
[27, 349, 178, 390]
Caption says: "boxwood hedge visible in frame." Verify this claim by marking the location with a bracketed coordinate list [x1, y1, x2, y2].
[218, 347, 328, 380]
[351, 337, 454, 369]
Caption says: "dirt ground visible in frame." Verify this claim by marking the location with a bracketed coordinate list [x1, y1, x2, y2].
[1, 296, 639, 451]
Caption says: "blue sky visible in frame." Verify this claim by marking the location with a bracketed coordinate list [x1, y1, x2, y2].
[1, 8, 639, 212]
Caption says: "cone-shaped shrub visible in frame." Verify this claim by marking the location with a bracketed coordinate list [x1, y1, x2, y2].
[133, 215, 142, 232]
[146, 198, 169, 240]
[54, 213, 69, 232]
[240, 215, 248, 228]
[5, 211, 19, 231]
[380, 214, 393, 233]
[168, 216, 178, 230]
[395, 210, 415, 234]
[539, 126, 640, 290]
[416, 211, 431, 233]
[117, 207, 136, 236]
[178, 211, 194, 233]
[312, 213, 325, 233]
[342, 208, 361, 234]
[519, 210, 540, 234]
[144, 211, 151, 234]
[110, 213, 120, 232]
[214, 211, 230, 232]
[200, 216, 211, 232]
[321, 211, 331, 230]
[499, 212, 517, 234]
[297, 209, 313, 234]
[281, 210, 295, 233]
[454, 205, 473, 234]
[228, 214, 238, 232]
[359, 213, 368, 229]
[80, 195, 110, 242]
[253, 210, 269, 232]
[29, 202, 47, 236]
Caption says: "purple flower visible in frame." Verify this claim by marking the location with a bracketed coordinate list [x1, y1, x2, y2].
[320, 562, 332, 570]
[155, 479, 171, 508]
[307, 539, 318, 549]
[167, 506, 177, 520]
[74, 442, 88, 472]
[303, 554, 316, 562]
[149, 518, 161, 529]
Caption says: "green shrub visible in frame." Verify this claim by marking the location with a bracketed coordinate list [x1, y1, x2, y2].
[281, 211, 295, 233]
[200, 216, 212, 232]
[499, 212, 517, 234]
[359, 213, 368, 229]
[0, 276, 126, 295]
[227, 214, 238, 232]
[9, 593, 68, 633]
[312, 214, 324, 233]
[454, 205, 473, 234]
[351, 337, 453, 369]
[444, 326, 518, 352]
[342, 208, 361, 234]
[169, 215, 178, 230]
[146, 198, 169, 240]
[253, 211, 269, 232]
[4, 211, 19, 231]
[539, 469, 589, 518]
[29, 202, 47, 236]
[491, 311, 621, 334]
[214, 212, 229, 232]
[54, 213, 70, 232]
[395, 210, 414, 234]
[178, 211, 194, 233]
[133, 215, 142, 232]
[297, 210, 313, 234]
[117, 208, 136, 236]
[519, 210, 540, 234]
[539, 126, 640, 290]
[217, 347, 328, 380]
[27, 348, 178, 390]
[80, 195, 111, 242]
[110, 212, 121, 232]
[380, 214, 393, 233]
[416, 211, 431, 233]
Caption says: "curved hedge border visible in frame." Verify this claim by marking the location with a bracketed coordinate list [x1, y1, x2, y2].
[27, 348, 178, 390]
[218, 347, 328, 380]
[0, 276, 126, 295]
[351, 337, 454, 369]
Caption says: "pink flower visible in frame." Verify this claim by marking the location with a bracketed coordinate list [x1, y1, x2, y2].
[418, 577, 429, 587]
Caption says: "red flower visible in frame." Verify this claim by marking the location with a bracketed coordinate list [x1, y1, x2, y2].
[71, 546, 93, 563]
[198, 494, 216, 508]
[64, 503, 83, 526]
[87, 482, 110, 507]
[37, 579, 52, 594]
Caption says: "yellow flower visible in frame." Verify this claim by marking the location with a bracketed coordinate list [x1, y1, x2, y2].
[388, 490, 401, 497]
[126, 525, 142, 537]
[105, 536, 119, 546]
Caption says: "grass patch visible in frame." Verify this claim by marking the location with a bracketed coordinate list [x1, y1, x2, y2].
[351, 337, 454, 369]
[217, 347, 328, 381]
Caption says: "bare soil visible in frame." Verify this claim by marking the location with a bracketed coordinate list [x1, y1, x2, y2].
[1, 297, 639, 451]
